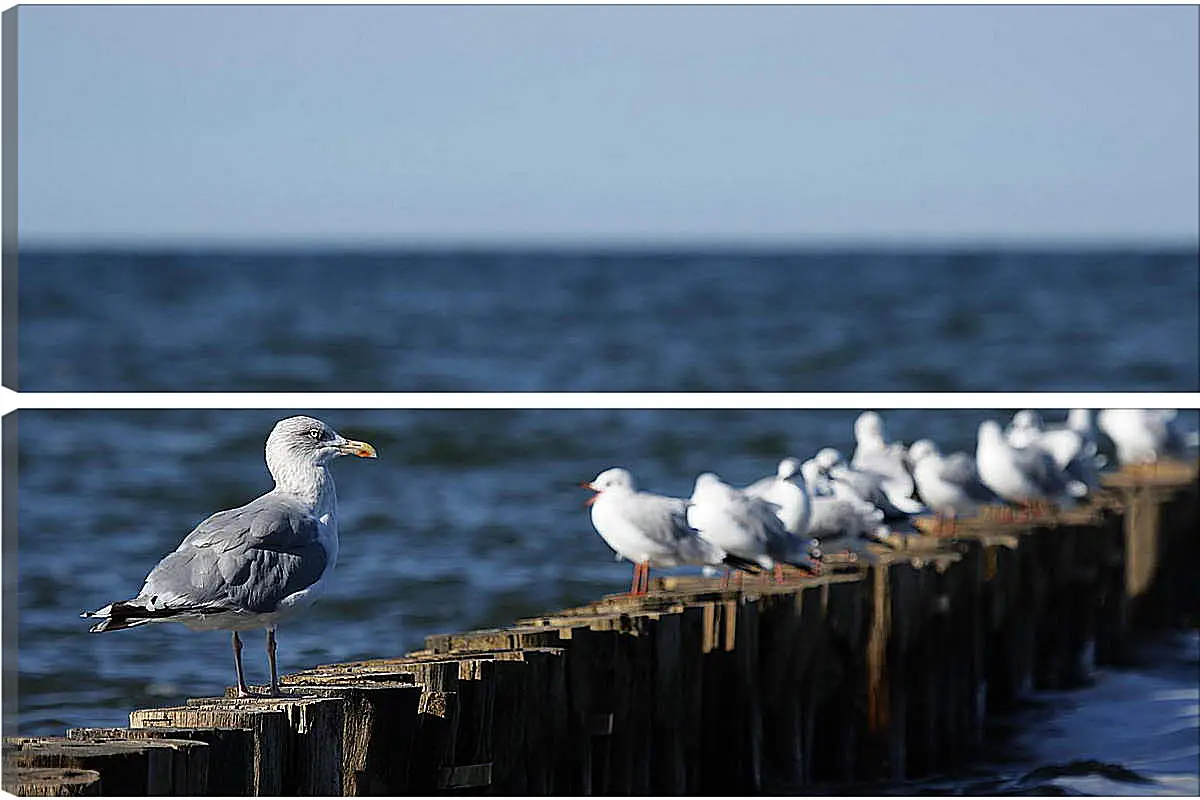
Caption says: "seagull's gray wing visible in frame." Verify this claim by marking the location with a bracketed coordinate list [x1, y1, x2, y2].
[627, 492, 725, 563]
[854, 450, 916, 498]
[940, 453, 997, 503]
[1012, 447, 1068, 497]
[738, 494, 787, 541]
[832, 467, 883, 505]
[624, 493, 692, 542]
[812, 495, 879, 535]
[139, 495, 328, 616]
[833, 465, 920, 517]
[737, 494, 818, 568]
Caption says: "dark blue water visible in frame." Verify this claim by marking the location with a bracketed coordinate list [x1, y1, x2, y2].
[11, 408, 1200, 796]
[17, 248, 1200, 391]
[896, 631, 1200, 796]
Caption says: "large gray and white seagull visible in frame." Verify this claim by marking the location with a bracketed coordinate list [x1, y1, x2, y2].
[81, 415, 377, 697]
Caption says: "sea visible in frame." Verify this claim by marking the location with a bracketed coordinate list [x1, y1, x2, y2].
[8, 248, 1200, 793]
[15, 247, 1200, 391]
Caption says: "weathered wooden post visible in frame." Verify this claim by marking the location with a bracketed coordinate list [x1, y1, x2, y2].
[66, 726, 252, 796]
[3, 737, 207, 795]
[2, 767, 102, 796]
[129, 696, 342, 794]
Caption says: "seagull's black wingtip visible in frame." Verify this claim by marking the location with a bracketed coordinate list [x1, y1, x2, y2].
[721, 553, 763, 573]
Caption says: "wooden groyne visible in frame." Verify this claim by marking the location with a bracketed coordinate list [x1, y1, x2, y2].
[5, 462, 1198, 795]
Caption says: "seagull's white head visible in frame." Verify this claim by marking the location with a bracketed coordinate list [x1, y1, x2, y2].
[855, 411, 885, 443]
[1012, 410, 1043, 431]
[777, 457, 801, 480]
[978, 420, 1005, 447]
[800, 459, 823, 486]
[582, 467, 635, 505]
[266, 415, 377, 472]
[908, 439, 940, 465]
[689, 472, 729, 504]
[814, 448, 843, 471]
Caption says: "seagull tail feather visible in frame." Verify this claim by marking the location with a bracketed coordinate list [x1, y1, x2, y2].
[80, 600, 186, 632]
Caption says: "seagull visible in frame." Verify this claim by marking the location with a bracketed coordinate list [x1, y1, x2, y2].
[800, 459, 888, 543]
[581, 467, 758, 595]
[909, 438, 997, 531]
[816, 447, 926, 519]
[81, 416, 378, 697]
[800, 456, 836, 498]
[743, 457, 813, 536]
[1061, 409, 1106, 466]
[1005, 410, 1045, 450]
[851, 411, 919, 504]
[1097, 409, 1188, 466]
[976, 420, 1073, 513]
[687, 472, 820, 582]
[1005, 411, 1094, 498]
[1036, 410, 1104, 494]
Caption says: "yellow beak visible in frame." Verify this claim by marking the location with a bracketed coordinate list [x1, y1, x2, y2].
[339, 439, 378, 459]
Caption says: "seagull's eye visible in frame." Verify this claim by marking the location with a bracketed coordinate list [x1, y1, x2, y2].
[308, 428, 323, 440]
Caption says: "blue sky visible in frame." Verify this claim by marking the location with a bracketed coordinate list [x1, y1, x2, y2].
[15, 4, 1200, 246]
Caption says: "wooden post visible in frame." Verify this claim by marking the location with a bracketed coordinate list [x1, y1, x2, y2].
[273, 683, 420, 795]
[733, 598, 763, 792]
[649, 609, 686, 794]
[408, 690, 458, 793]
[2, 767, 101, 796]
[66, 726, 248, 796]
[562, 626, 622, 795]
[862, 562, 897, 780]
[130, 696, 342, 795]
[2, 737, 206, 795]
[1123, 486, 1159, 602]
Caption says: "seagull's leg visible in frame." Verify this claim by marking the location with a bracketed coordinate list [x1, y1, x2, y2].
[629, 563, 642, 595]
[634, 561, 649, 595]
[232, 631, 251, 697]
[773, 563, 784, 584]
[267, 627, 280, 697]
[721, 569, 731, 590]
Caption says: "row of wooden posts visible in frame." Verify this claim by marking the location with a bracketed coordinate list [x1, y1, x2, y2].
[4, 461, 1198, 795]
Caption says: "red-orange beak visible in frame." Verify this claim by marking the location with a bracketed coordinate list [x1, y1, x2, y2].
[580, 481, 600, 507]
